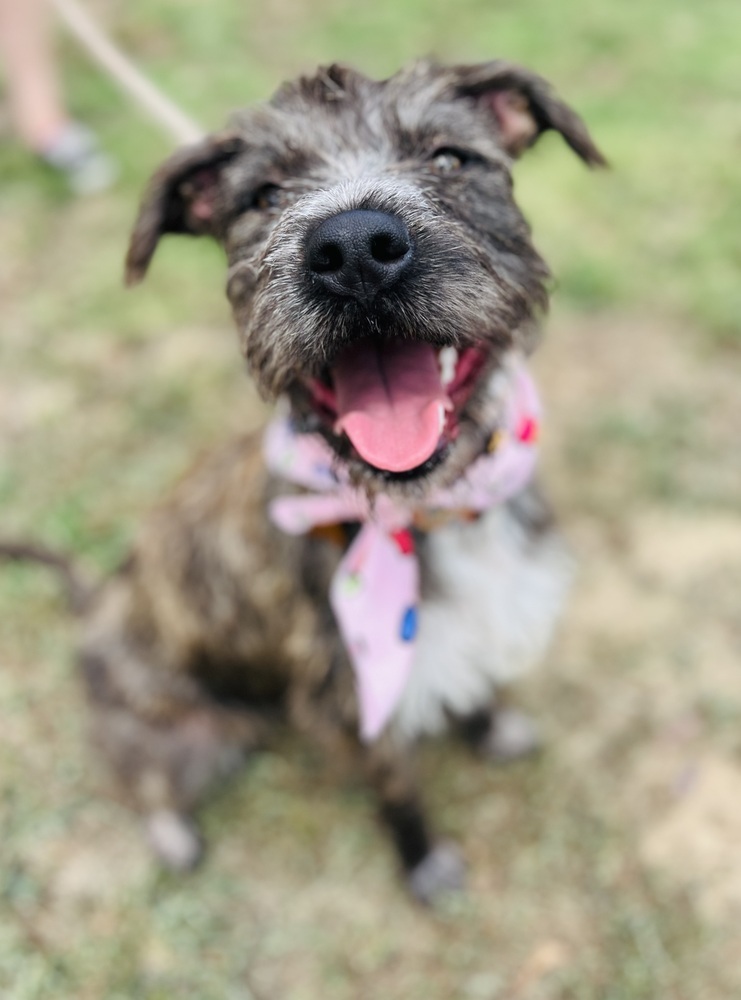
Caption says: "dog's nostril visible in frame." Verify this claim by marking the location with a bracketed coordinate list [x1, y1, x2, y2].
[370, 232, 409, 264]
[310, 241, 344, 274]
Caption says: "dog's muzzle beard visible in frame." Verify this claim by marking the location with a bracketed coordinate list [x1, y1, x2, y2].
[240, 201, 543, 482]
[298, 208, 472, 476]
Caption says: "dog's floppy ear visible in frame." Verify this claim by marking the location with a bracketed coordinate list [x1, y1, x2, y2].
[451, 61, 607, 166]
[125, 131, 247, 285]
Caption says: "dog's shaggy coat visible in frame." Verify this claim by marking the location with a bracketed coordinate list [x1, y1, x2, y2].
[4, 59, 605, 902]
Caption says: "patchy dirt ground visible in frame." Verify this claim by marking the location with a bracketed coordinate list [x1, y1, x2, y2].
[2, 304, 741, 999]
[537, 315, 741, 929]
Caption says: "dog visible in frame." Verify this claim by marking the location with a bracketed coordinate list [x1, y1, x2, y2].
[2, 59, 605, 904]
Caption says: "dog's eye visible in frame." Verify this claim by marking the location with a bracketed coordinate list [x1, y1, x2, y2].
[429, 148, 468, 173]
[251, 183, 283, 210]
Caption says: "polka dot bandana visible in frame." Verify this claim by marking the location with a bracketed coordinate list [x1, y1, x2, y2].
[265, 359, 541, 741]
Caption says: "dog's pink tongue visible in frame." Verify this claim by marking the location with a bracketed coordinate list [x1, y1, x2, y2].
[333, 338, 449, 472]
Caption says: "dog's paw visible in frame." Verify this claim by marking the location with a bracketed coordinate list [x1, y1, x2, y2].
[481, 707, 542, 764]
[145, 809, 203, 872]
[407, 841, 466, 905]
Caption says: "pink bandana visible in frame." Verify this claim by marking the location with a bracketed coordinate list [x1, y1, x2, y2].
[264, 361, 541, 742]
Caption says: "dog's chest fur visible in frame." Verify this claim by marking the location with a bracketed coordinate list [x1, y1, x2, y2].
[393, 493, 572, 741]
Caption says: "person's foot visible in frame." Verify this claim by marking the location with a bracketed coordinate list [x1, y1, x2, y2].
[39, 121, 117, 194]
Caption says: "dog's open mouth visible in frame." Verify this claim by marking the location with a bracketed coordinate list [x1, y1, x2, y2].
[306, 338, 488, 474]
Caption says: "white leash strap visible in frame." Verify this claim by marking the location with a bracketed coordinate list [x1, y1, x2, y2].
[52, 0, 205, 145]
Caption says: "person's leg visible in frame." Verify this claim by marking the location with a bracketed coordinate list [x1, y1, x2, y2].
[0, 0, 69, 150]
[0, 0, 116, 192]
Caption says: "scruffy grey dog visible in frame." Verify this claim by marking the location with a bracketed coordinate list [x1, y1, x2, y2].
[4, 60, 605, 904]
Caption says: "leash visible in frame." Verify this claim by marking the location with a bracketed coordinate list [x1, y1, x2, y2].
[52, 0, 204, 145]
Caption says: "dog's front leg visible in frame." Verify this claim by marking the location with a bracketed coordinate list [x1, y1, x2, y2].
[286, 660, 465, 903]
[365, 733, 465, 905]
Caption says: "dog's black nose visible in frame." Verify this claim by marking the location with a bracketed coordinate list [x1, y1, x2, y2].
[306, 209, 413, 300]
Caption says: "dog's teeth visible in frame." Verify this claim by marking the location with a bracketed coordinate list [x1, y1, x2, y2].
[439, 347, 458, 386]
[438, 402, 446, 433]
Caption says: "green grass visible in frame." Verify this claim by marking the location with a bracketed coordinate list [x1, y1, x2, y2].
[2, 0, 741, 996]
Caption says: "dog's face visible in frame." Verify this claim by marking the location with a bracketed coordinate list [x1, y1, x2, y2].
[127, 60, 604, 493]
